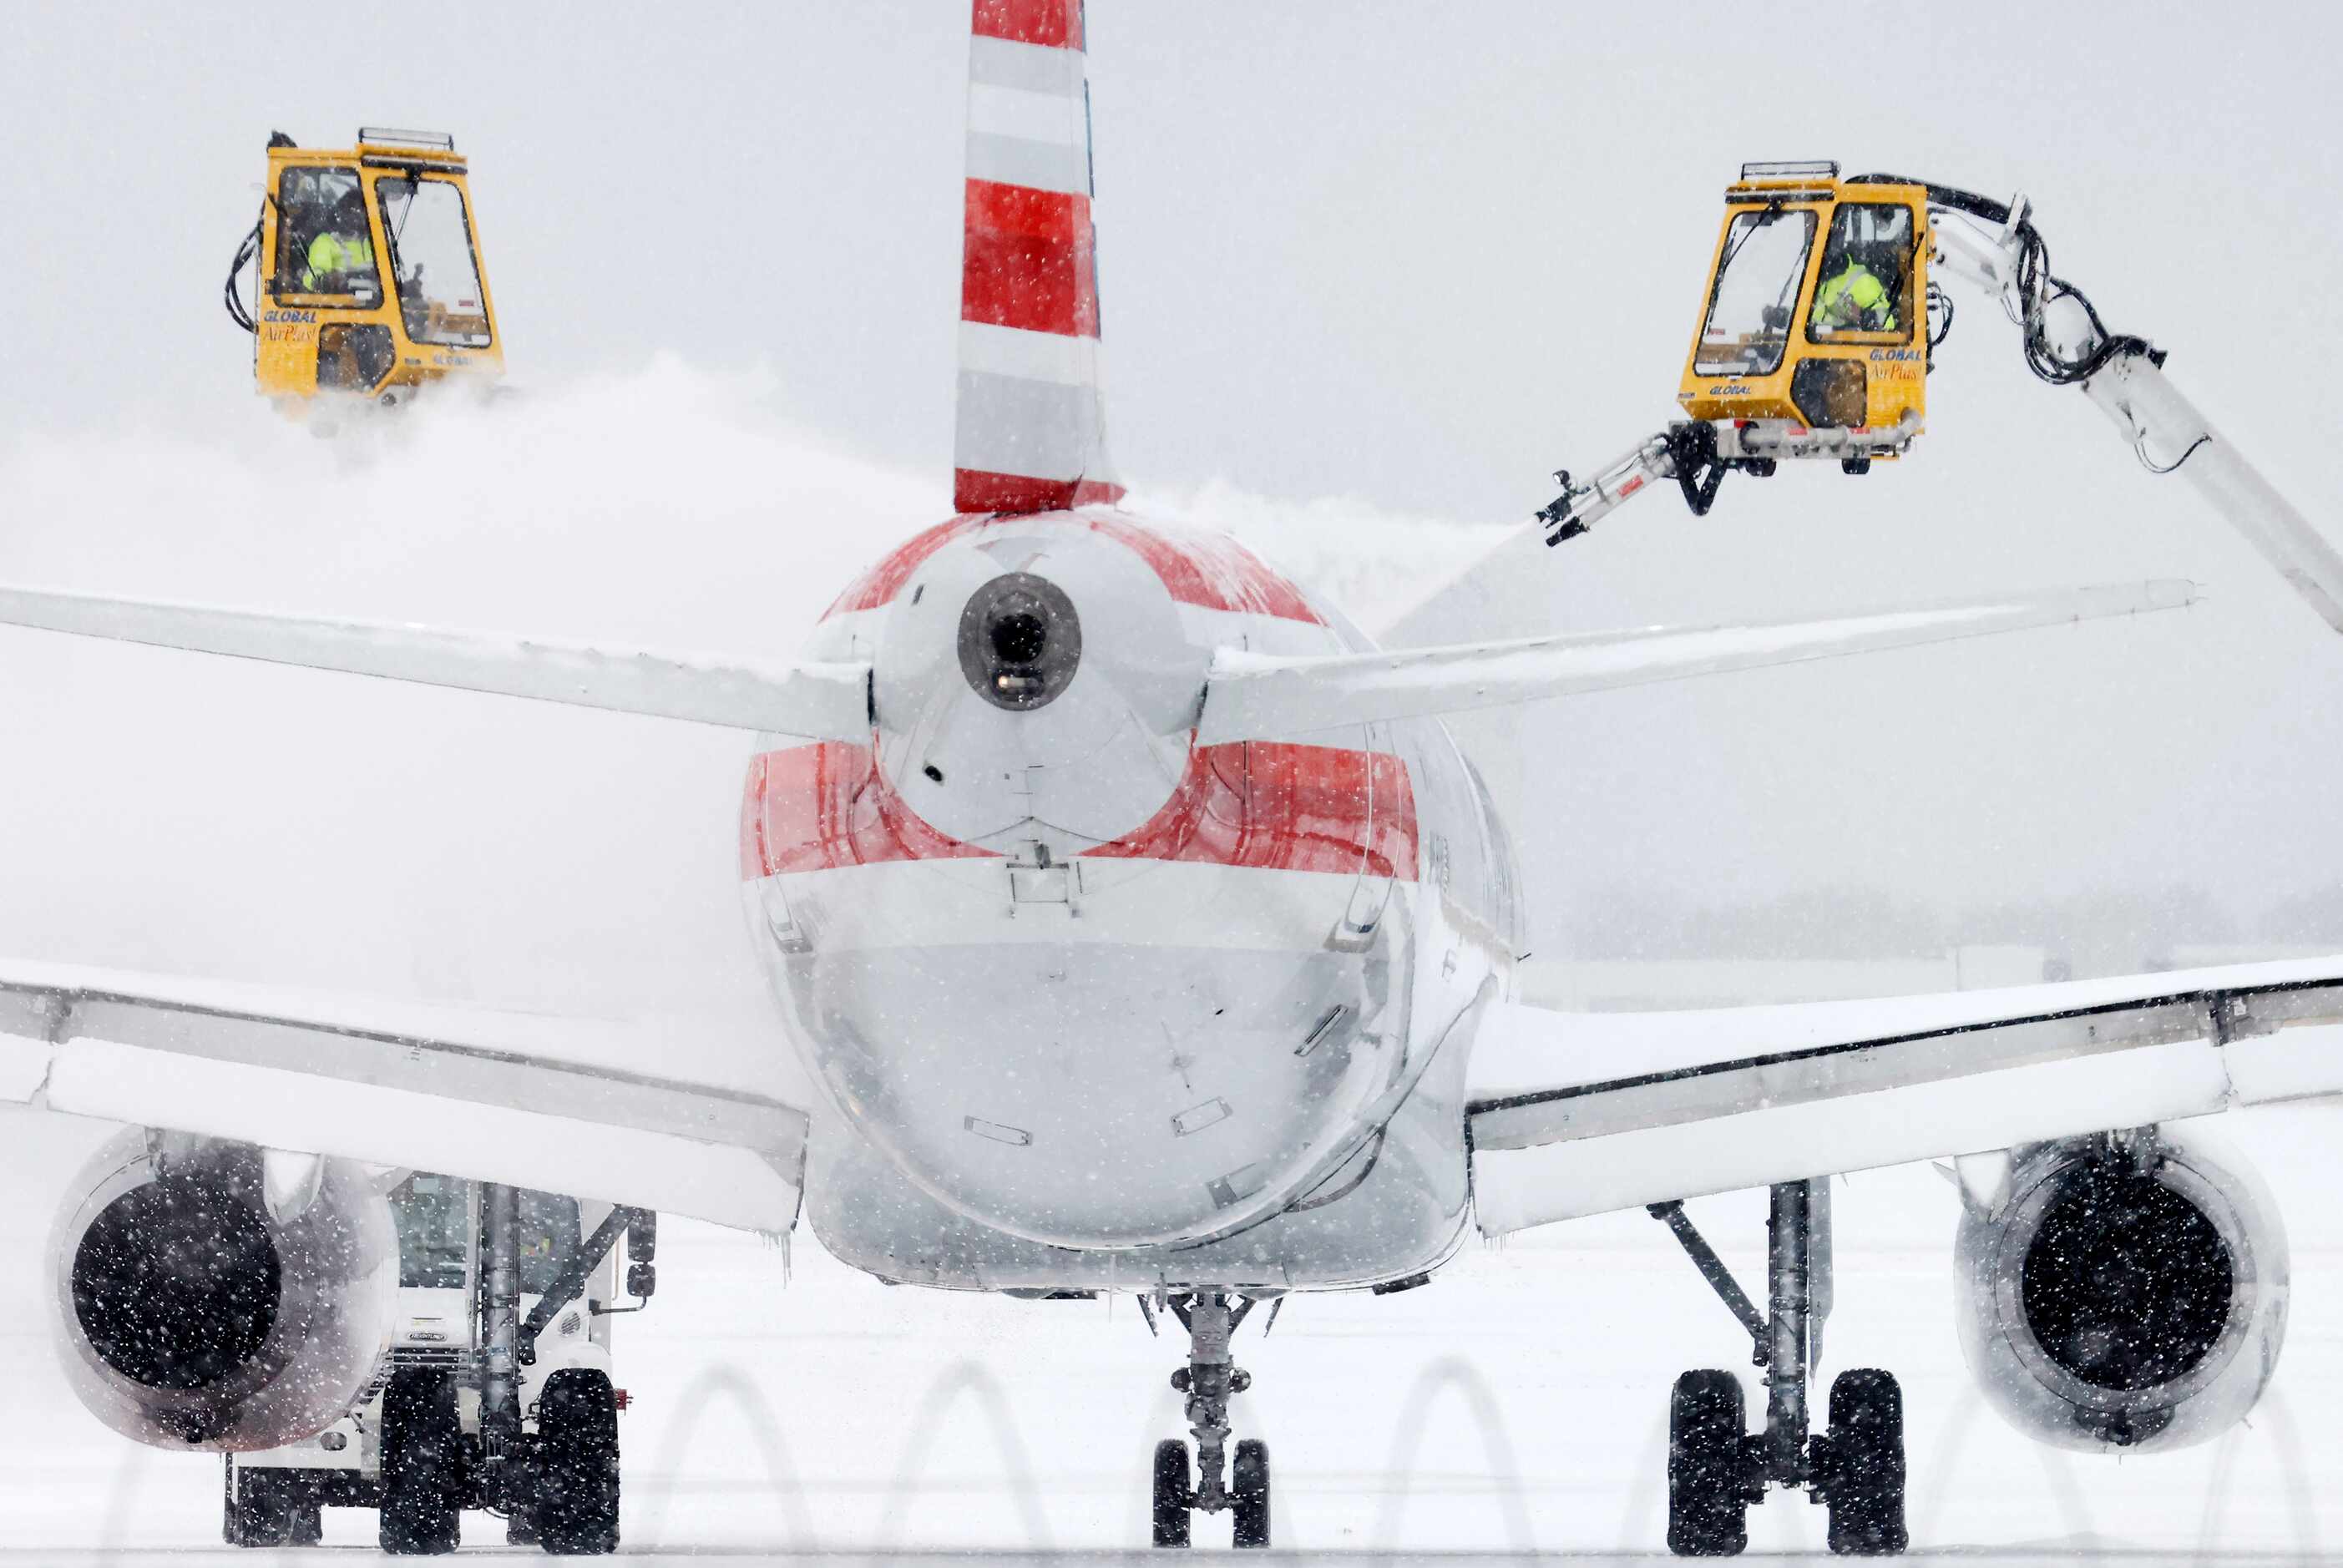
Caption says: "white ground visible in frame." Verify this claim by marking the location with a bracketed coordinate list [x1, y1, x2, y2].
[3, 1104, 2339, 1562]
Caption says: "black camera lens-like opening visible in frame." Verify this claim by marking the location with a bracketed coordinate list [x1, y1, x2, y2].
[990, 610, 1049, 665]
[959, 573, 1081, 711]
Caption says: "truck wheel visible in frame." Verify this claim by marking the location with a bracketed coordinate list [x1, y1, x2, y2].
[381, 1368, 463, 1555]
[286, 1484, 323, 1545]
[534, 1368, 620, 1555]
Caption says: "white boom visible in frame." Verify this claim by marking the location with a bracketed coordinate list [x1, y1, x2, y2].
[1931, 200, 2343, 635]
[1536, 190, 2343, 640]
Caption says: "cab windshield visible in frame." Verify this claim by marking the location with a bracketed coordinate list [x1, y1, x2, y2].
[376, 176, 493, 349]
[1695, 208, 1816, 377]
[390, 1174, 472, 1289]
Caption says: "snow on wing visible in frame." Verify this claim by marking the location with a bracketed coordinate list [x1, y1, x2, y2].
[1198, 579, 2198, 744]
[1465, 952, 2343, 1234]
[0, 959, 808, 1232]
[0, 583, 873, 737]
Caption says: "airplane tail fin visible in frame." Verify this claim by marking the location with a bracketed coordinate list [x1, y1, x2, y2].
[953, 0, 1124, 516]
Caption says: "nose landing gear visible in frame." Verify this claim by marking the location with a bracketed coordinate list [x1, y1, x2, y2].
[1149, 1292, 1272, 1549]
[1653, 1182, 1907, 1556]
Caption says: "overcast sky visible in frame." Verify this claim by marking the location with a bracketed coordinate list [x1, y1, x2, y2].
[2, 3, 2341, 1031]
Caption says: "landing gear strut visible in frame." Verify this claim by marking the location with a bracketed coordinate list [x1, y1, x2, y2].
[1652, 1181, 1906, 1557]
[1150, 1292, 1271, 1549]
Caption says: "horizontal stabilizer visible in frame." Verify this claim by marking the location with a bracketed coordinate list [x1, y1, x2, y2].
[0, 584, 872, 738]
[1197, 579, 2196, 744]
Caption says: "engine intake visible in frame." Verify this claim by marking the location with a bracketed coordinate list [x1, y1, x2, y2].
[48, 1130, 397, 1450]
[1953, 1126, 2286, 1454]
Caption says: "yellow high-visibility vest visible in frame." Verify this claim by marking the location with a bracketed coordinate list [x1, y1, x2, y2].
[1813, 262, 1895, 332]
[301, 231, 374, 291]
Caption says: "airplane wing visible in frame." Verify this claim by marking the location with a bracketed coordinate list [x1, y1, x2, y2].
[1465, 953, 2343, 1235]
[1197, 580, 2195, 743]
[0, 959, 808, 1233]
[0, 584, 872, 738]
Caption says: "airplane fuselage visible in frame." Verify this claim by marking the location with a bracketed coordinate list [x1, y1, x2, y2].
[742, 510, 1521, 1291]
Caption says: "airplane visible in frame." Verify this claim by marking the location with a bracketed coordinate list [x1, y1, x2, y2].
[3, 0, 2341, 1556]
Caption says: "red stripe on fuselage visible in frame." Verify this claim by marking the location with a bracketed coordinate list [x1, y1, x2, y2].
[971, 0, 1084, 48]
[962, 181, 1096, 339]
[742, 741, 1416, 883]
[820, 514, 1322, 625]
[1085, 515, 1323, 625]
[741, 743, 999, 877]
[1085, 741, 1419, 879]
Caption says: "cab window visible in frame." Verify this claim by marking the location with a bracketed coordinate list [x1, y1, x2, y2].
[1809, 203, 1915, 341]
[517, 1191, 581, 1295]
[274, 166, 382, 305]
[377, 177, 493, 349]
[389, 1174, 471, 1289]
[1695, 208, 1817, 377]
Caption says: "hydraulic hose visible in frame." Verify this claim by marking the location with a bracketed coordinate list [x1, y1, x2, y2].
[1850, 173, 2160, 387]
[222, 216, 261, 334]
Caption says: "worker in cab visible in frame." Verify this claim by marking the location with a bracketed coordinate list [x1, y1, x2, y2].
[1811, 252, 1897, 335]
[301, 190, 376, 293]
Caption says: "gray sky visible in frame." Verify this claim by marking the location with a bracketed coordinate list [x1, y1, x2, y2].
[1, 2, 2340, 1024]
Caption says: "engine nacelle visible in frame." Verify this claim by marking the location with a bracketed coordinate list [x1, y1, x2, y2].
[48, 1130, 398, 1451]
[1953, 1125, 2286, 1454]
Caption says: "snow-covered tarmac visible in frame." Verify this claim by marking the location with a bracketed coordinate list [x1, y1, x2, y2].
[4, 1105, 2339, 1561]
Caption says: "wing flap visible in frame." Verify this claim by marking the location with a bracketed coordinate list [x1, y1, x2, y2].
[0, 965, 808, 1233]
[1466, 956, 2343, 1235]
[0, 584, 872, 738]
[1198, 580, 2196, 744]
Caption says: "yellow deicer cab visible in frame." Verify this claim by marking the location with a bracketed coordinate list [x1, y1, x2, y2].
[1678, 161, 1929, 446]
[232, 129, 504, 412]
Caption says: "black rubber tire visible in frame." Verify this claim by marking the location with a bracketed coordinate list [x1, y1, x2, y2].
[225, 1465, 294, 1547]
[380, 1368, 463, 1555]
[1151, 1439, 1192, 1549]
[1822, 1368, 1908, 1555]
[1231, 1438, 1271, 1549]
[286, 1489, 323, 1546]
[534, 1368, 621, 1555]
[1667, 1369, 1751, 1557]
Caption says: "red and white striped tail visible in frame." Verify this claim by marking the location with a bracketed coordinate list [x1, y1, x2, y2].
[954, 0, 1125, 516]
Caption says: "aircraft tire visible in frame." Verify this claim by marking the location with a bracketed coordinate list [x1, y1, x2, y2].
[1821, 1369, 1908, 1556]
[1151, 1439, 1192, 1548]
[380, 1368, 463, 1555]
[1232, 1438, 1271, 1548]
[534, 1368, 620, 1555]
[1667, 1369, 1751, 1556]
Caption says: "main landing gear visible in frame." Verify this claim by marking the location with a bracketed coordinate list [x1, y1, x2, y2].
[1148, 1292, 1272, 1549]
[1652, 1181, 1907, 1557]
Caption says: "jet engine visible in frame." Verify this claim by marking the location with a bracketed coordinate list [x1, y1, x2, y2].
[1953, 1125, 2286, 1454]
[47, 1129, 398, 1451]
